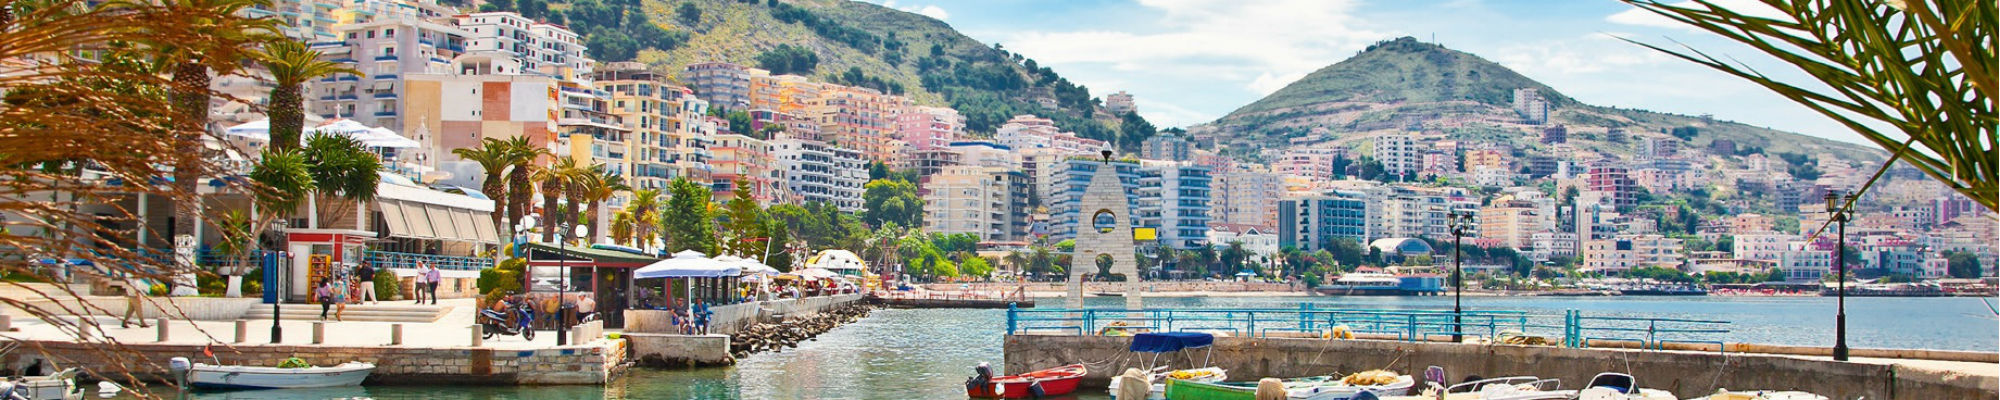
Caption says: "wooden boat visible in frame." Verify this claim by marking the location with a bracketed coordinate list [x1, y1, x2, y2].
[965, 364, 1086, 399]
[1691, 390, 1827, 400]
[1114, 367, 1227, 399]
[188, 362, 374, 390]
[1111, 332, 1225, 399]
[1162, 373, 1413, 400]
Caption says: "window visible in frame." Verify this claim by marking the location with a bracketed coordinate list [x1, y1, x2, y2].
[385, 28, 395, 37]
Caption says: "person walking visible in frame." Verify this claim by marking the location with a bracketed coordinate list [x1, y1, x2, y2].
[355, 261, 378, 304]
[316, 280, 335, 320]
[331, 276, 349, 321]
[120, 274, 149, 328]
[412, 262, 432, 304]
[422, 262, 441, 305]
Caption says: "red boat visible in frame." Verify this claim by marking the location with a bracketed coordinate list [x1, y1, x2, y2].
[964, 364, 1087, 398]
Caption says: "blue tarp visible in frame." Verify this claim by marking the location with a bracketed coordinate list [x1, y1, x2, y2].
[1129, 332, 1214, 353]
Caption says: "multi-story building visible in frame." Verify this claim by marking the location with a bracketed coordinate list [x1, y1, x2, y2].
[1141, 135, 1194, 162]
[1373, 185, 1475, 241]
[1211, 171, 1283, 229]
[246, 0, 342, 41]
[308, 15, 472, 129]
[923, 166, 1031, 242]
[773, 137, 867, 212]
[1541, 125, 1567, 144]
[1586, 161, 1635, 211]
[898, 147, 960, 181]
[708, 133, 780, 204]
[682, 62, 752, 111]
[1045, 159, 1142, 243]
[1276, 147, 1346, 181]
[995, 114, 1109, 154]
[398, 73, 556, 183]
[1637, 137, 1680, 160]
[1105, 90, 1136, 115]
[810, 85, 908, 164]
[1777, 241, 1832, 282]
[1277, 191, 1372, 252]
[1513, 88, 1548, 124]
[1138, 163, 1213, 249]
[1206, 223, 1278, 260]
[1375, 133, 1421, 179]
[748, 109, 820, 141]
[1466, 149, 1508, 172]
[1530, 232, 1579, 261]
[1734, 233, 1797, 262]
[592, 63, 713, 192]
[453, 12, 591, 76]
[896, 106, 961, 151]
[1581, 234, 1684, 273]
[1479, 196, 1554, 250]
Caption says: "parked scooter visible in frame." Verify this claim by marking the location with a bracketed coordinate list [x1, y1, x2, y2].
[478, 292, 536, 340]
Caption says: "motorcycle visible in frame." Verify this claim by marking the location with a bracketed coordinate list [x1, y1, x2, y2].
[478, 293, 536, 340]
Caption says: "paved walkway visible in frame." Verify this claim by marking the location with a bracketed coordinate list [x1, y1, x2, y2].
[2, 298, 576, 350]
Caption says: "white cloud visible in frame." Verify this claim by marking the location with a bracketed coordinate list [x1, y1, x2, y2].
[862, 0, 949, 21]
[1489, 33, 1669, 76]
[1133, 98, 1214, 129]
[1606, 0, 1785, 30]
[1004, 0, 1391, 96]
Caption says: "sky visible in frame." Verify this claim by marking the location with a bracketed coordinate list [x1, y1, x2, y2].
[856, 0, 1873, 146]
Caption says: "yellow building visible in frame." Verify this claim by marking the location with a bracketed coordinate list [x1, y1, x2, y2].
[808, 85, 909, 165]
[1467, 149, 1509, 171]
[591, 62, 713, 193]
[708, 134, 781, 205]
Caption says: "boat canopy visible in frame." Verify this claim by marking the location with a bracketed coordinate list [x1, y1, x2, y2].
[1129, 332, 1214, 353]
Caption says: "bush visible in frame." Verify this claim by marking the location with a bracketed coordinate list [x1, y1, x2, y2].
[197, 272, 226, 296]
[148, 283, 167, 296]
[373, 269, 400, 300]
[478, 257, 526, 305]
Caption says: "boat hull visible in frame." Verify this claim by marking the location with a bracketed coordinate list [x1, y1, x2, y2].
[1164, 378, 1257, 400]
[966, 364, 1086, 399]
[188, 363, 373, 390]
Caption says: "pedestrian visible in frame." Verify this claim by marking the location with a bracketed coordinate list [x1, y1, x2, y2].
[356, 261, 378, 304]
[331, 276, 349, 321]
[315, 280, 335, 320]
[412, 262, 430, 304]
[120, 274, 149, 329]
[422, 261, 442, 305]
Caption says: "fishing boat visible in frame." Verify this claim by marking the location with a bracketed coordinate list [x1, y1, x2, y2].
[187, 362, 374, 390]
[963, 364, 1086, 398]
[1108, 332, 1226, 399]
[1563, 372, 1677, 400]
[1690, 390, 1827, 400]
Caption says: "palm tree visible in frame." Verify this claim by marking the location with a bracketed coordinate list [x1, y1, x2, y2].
[609, 210, 635, 246]
[628, 189, 662, 251]
[300, 134, 381, 227]
[126, 0, 280, 273]
[257, 39, 358, 152]
[581, 166, 627, 243]
[246, 148, 315, 226]
[501, 136, 548, 239]
[1003, 251, 1027, 276]
[534, 156, 582, 243]
[559, 162, 602, 239]
[452, 138, 514, 240]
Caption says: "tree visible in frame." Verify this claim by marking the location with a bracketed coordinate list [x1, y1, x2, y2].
[609, 210, 634, 247]
[660, 177, 717, 254]
[1220, 241, 1250, 275]
[862, 179, 923, 228]
[299, 134, 381, 227]
[453, 138, 516, 242]
[725, 110, 753, 135]
[1117, 112, 1156, 152]
[533, 156, 585, 243]
[755, 44, 819, 75]
[765, 219, 793, 272]
[258, 39, 358, 152]
[1623, 0, 1995, 211]
[720, 179, 768, 258]
[675, 2, 700, 23]
[502, 136, 550, 241]
[1947, 252, 1983, 279]
[627, 189, 662, 251]
[962, 256, 995, 278]
[581, 167, 626, 243]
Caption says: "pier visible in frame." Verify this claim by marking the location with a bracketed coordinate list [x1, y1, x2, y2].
[868, 288, 1034, 309]
[1001, 306, 2000, 400]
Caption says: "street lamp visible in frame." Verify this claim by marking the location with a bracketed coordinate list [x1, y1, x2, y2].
[1448, 211, 1476, 342]
[270, 220, 287, 344]
[557, 223, 584, 346]
[1825, 190, 1855, 361]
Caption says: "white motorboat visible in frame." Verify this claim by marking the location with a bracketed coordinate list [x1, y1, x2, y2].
[1110, 367, 1227, 399]
[1691, 389, 1827, 400]
[1563, 373, 1677, 400]
[187, 361, 374, 390]
[0, 368, 84, 400]
[1381, 376, 1570, 400]
[1290, 372, 1416, 400]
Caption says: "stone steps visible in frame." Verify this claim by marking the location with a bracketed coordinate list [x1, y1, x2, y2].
[240, 303, 448, 323]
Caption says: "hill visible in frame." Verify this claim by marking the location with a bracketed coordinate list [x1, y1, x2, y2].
[477, 0, 1131, 141]
[1201, 37, 1882, 164]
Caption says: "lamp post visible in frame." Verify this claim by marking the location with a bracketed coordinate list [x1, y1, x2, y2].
[1825, 191, 1854, 361]
[1448, 211, 1476, 342]
[557, 223, 583, 346]
[270, 220, 287, 344]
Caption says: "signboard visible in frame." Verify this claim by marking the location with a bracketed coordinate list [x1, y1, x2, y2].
[1132, 227, 1157, 241]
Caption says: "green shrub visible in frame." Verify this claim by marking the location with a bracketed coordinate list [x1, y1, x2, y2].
[477, 257, 526, 305]
[373, 269, 400, 300]
[147, 283, 167, 296]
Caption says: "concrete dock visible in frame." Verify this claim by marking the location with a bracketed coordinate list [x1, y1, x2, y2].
[1003, 334, 2000, 400]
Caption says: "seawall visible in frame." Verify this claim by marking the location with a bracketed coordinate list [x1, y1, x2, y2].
[9, 338, 626, 385]
[1003, 334, 1999, 400]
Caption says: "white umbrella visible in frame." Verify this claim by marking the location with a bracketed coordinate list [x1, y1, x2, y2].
[716, 255, 779, 275]
[224, 119, 271, 140]
[633, 250, 740, 279]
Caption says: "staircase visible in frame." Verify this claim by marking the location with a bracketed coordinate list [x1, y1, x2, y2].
[240, 303, 450, 323]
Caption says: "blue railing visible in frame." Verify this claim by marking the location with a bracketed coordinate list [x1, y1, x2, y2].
[365, 251, 490, 271]
[1006, 305, 1730, 352]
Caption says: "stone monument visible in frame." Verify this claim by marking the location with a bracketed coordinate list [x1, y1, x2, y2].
[1069, 151, 1142, 309]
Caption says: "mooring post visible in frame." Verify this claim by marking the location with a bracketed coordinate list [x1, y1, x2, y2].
[390, 323, 403, 346]
[233, 320, 247, 343]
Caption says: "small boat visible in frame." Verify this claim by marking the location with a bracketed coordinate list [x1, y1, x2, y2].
[0, 368, 84, 400]
[188, 361, 374, 390]
[1564, 372, 1677, 400]
[1115, 367, 1227, 399]
[1110, 332, 1224, 399]
[1095, 291, 1126, 297]
[1379, 376, 1569, 400]
[1161, 372, 1414, 400]
[964, 364, 1086, 398]
[1691, 390, 1827, 400]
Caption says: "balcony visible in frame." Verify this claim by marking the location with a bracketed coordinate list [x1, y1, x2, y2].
[374, 54, 397, 61]
[374, 110, 397, 117]
[373, 91, 396, 99]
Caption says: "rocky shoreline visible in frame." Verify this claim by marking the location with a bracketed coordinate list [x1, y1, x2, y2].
[726, 304, 874, 361]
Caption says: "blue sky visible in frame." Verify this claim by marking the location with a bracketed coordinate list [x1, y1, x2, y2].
[858, 0, 1870, 146]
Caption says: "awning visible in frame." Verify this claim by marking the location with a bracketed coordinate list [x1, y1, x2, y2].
[426, 204, 458, 240]
[449, 209, 478, 243]
[633, 250, 740, 279]
[378, 201, 412, 237]
[472, 214, 499, 242]
[402, 201, 436, 238]
[1129, 332, 1214, 353]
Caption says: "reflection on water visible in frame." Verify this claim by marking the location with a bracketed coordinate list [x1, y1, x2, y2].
[166, 296, 1991, 399]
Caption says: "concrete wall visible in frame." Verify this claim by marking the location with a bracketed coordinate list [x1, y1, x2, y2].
[623, 294, 865, 335]
[625, 333, 730, 367]
[1003, 334, 1998, 400]
[5, 339, 625, 385]
[16, 297, 262, 321]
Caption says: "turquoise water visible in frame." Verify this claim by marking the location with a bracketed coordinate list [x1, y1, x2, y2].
[178, 295, 1995, 399]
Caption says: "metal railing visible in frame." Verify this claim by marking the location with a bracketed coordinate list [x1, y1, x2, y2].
[1006, 305, 1731, 352]
[364, 251, 490, 271]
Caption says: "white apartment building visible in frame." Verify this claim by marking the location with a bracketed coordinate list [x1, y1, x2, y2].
[1777, 241, 1831, 282]
[1375, 133, 1422, 179]
[923, 166, 1029, 242]
[453, 12, 592, 76]
[1581, 234, 1685, 273]
[995, 114, 1108, 154]
[773, 138, 867, 212]
[1212, 171, 1283, 228]
[1733, 233, 1797, 262]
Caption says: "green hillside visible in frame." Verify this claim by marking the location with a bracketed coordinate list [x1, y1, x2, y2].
[479, 0, 1126, 139]
[1207, 36, 1882, 163]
